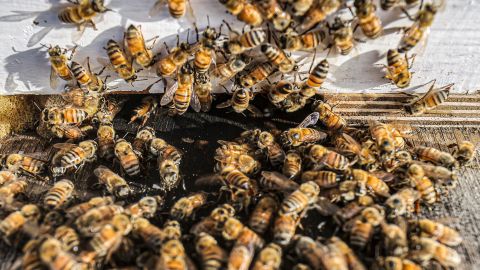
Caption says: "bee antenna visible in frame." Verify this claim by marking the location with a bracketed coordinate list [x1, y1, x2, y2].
[33, 102, 42, 112]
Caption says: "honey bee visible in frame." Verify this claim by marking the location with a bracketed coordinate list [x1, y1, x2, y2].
[257, 131, 285, 168]
[190, 204, 235, 236]
[281, 112, 327, 147]
[6, 153, 46, 175]
[239, 62, 276, 89]
[223, 27, 266, 55]
[156, 239, 189, 270]
[411, 161, 457, 185]
[132, 218, 165, 251]
[333, 134, 377, 170]
[114, 139, 141, 176]
[268, 81, 295, 105]
[385, 188, 420, 218]
[329, 17, 355, 55]
[217, 88, 261, 116]
[261, 44, 298, 73]
[161, 63, 201, 115]
[127, 196, 162, 219]
[407, 164, 436, 205]
[450, 140, 476, 166]
[280, 181, 320, 216]
[93, 97, 126, 125]
[252, 243, 282, 270]
[333, 201, 364, 225]
[129, 96, 158, 126]
[398, 3, 440, 53]
[194, 26, 219, 73]
[293, 236, 327, 269]
[256, 0, 293, 32]
[414, 146, 457, 169]
[212, 56, 248, 85]
[70, 60, 105, 92]
[409, 236, 461, 268]
[50, 124, 93, 140]
[223, 217, 264, 270]
[312, 100, 347, 132]
[0, 180, 27, 208]
[195, 72, 214, 112]
[42, 107, 89, 126]
[45, 45, 74, 89]
[94, 165, 131, 198]
[0, 170, 17, 186]
[97, 124, 115, 160]
[329, 236, 367, 270]
[375, 257, 421, 270]
[54, 226, 80, 253]
[132, 126, 155, 157]
[283, 151, 302, 179]
[220, 0, 263, 26]
[259, 171, 299, 192]
[156, 41, 194, 77]
[152, 0, 192, 18]
[414, 219, 462, 247]
[298, 0, 342, 32]
[84, 214, 132, 262]
[44, 179, 75, 210]
[149, 138, 182, 165]
[170, 192, 208, 220]
[280, 29, 324, 51]
[301, 170, 340, 188]
[195, 232, 227, 270]
[380, 222, 408, 257]
[125, 24, 155, 68]
[307, 145, 353, 171]
[369, 120, 396, 158]
[0, 204, 40, 242]
[350, 206, 384, 249]
[273, 212, 300, 246]
[163, 219, 182, 241]
[158, 158, 181, 191]
[51, 140, 97, 176]
[22, 237, 45, 270]
[349, 169, 391, 197]
[354, 0, 383, 39]
[287, 0, 314, 16]
[248, 195, 278, 235]
[404, 81, 454, 115]
[384, 49, 413, 88]
[58, 0, 109, 33]
[65, 196, 114, 220]
[39, 238, 86, 270]
[106, 39, 140, 83]
[75, 204, 124, 236]
[218, 166, 256, 194]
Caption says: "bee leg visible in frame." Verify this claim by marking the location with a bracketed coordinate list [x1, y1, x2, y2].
[400, 7, 416, 21]
[66, 0, 79, 4]
[163, 42, 171, 54]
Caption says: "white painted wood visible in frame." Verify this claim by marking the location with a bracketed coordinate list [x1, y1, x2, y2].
[0, 0, 478, 95]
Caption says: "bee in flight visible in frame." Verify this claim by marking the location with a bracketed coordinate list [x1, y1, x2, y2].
[58, 0, 111, 42]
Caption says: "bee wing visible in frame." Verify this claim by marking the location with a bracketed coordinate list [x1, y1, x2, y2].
[190, 86, 202, 112]
[247, 105, 263, 117]
[53, 143, 77, 151]
[50, 66, 58, 90]
[96, 57, 114, 71]
[160, 82, 177, 106]
[195, 174, 224, 187]
[297, 112, 320, 128]
[315, 197, 340, 216]
[216, 100, 232, 109]
[260, 171, 299, 191]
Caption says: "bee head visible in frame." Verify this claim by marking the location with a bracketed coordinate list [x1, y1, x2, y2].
[92, 0, 110, 13]
[48, 45, 62, 56]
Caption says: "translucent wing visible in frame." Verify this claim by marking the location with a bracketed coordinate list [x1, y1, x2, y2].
[190, 86, 201, 112]
[27, 26, 54, 47]
[53, 143, 77, 151]
[96, 57, 114, 71]
[247, 104, 263, 117]
[160, 82, 177, 106]
[148, 0, 166, 17]
[50, 66, 58, 90]
[216, 100, 232, 109]
[298, 112, 320, 128]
